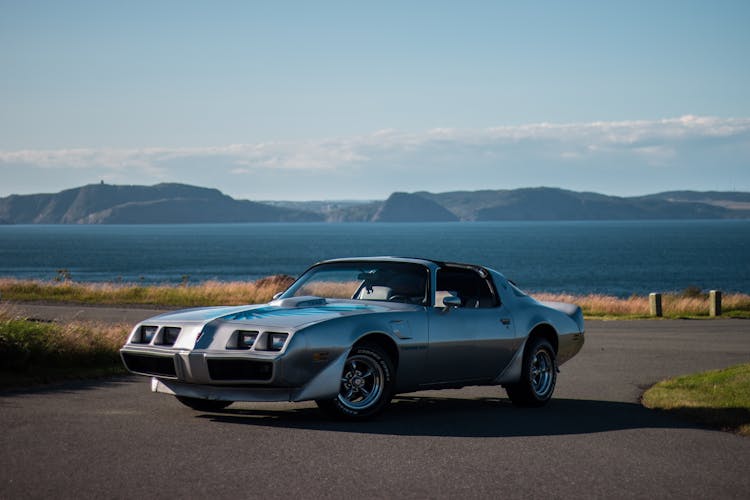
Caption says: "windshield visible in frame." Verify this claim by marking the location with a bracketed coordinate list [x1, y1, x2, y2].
[282, 261, 429, 305]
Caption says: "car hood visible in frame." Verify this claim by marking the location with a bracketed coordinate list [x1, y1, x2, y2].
[147, 296, 403, 330]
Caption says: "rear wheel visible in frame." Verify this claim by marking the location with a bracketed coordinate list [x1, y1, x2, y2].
[505, 337, 557, 407]
[175, 396, 233, 412]
[316, 343, 394, 420]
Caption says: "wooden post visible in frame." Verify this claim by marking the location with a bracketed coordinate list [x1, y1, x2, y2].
[710, 290, 722, 317]
[649, 293, 662, 317]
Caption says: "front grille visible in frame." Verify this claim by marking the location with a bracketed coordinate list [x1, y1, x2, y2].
[207, 359, 273, 381]
[122, 352, 177, 377]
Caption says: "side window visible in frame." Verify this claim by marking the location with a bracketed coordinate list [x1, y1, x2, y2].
[435, 268, 497, 308]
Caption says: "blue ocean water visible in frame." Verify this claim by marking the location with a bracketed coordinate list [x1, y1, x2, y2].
[0, 221, 748, 296]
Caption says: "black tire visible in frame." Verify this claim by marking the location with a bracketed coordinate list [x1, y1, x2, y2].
[316, 342, 395, 420]
[505, 337, 557, 407]
[175, 396, 233, 412]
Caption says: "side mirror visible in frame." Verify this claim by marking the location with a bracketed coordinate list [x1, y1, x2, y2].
[442, 295, 462, 308]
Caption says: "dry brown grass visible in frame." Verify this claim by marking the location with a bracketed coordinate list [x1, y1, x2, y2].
[1, 276, 749, 317]
[533, 293, 649, 317]
[723, 293, 750, 314]
[0, 275, 295, 307]
[533, 292, 750, 318]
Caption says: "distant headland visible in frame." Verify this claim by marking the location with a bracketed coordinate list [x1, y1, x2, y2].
[0, 183, 748, 224]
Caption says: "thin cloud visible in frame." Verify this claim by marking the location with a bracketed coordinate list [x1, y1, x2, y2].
[1, 116, 748, 176]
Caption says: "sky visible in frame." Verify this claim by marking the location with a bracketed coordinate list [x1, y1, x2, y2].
[1, 0, 749, 200]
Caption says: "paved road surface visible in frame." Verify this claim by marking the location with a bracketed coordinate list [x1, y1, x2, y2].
[4, 302, 171, 324]
[1, 309, 749, 498]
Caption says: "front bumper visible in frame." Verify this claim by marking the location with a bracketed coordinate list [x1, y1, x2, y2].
[152, 378, 295, 402]
[120, 345, 347, 403]
[120, 346, 277, 384]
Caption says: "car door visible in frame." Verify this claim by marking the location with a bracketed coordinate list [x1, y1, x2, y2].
[424, 267, 521, 384]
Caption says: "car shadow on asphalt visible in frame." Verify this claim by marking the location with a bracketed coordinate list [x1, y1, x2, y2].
[197, 395, 702, 437]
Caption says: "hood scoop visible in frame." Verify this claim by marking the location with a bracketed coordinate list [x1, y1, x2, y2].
[270, 296, 328, 308]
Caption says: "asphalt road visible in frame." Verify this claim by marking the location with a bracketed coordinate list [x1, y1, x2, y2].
[1, 309, 749, 499]
[4, 302, 172, 324]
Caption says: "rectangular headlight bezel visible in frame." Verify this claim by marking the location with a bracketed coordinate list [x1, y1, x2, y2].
[159, 327, 181, 346]
[229, 330, 259, 350]
[266, 332, 289, 352]
[134, 325, 158, 344]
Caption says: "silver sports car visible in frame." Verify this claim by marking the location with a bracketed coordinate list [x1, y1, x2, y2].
[120, 257, 585, 419]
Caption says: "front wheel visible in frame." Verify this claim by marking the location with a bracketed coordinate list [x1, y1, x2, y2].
[316, 343, 394, 420]
[505, 338, 557, 407]
[176, 396, 233, 412]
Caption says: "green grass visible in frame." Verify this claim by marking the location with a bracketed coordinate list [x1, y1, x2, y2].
[0, 314, 130, 388]
[642, 364, 750, 436]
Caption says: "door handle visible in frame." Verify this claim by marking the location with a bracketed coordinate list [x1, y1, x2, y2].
[500, 318, 511, 325]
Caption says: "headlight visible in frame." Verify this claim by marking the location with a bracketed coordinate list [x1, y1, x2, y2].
[135, 325, 158, 344]
[160, 327, 181, 346]
[267, 332, 289, 351]
[235, 330, 259, 349]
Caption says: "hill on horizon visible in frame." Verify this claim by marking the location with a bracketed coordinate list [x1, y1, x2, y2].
[0, 183, 322, 224]
[0, 183, 748, 224]
[275, 187, 750, 222]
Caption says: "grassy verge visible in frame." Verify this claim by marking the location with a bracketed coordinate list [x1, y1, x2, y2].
[0, 307, 130, 388]
[0, 275, 295, 308]
[533, 292, 750, 319]
[642, 364, 750, 436]
[1, 277, 749, 318]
